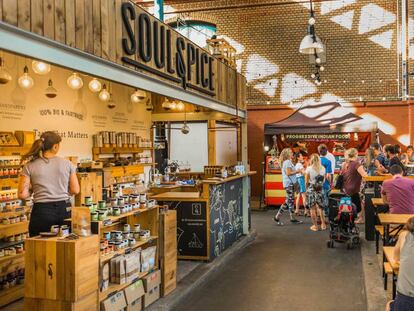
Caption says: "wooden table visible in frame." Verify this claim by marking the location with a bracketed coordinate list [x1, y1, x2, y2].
[372, 197, 385, 207]
[378, 214, 413, 245]
[383, 246, 400, 299]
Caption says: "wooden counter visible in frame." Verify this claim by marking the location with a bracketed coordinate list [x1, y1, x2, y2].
[151, 191, 203, 201]
[153, 172, 253, 261]
[202, 172, 256, 185]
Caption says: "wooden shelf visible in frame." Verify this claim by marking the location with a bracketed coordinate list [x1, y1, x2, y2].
[0, 206, 31, 218]
[0, 284, 24, 307]
[100, 236, 158, 263]
[0, 240, 24, 250]
[99, 271, 149, 302]
[0, 221, 28, 240]
[93, 146, 153, 154]
[0, 252, 24, 265]
[0, 221, 28, 231]
[96, 206, 159, 228]
[0, 198, 21, 204]
[0, 178, 19, 189]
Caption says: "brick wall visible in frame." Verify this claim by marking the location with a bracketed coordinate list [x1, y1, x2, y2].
[162, 0, 408, 104]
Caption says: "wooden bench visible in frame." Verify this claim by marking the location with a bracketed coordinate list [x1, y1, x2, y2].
[375, 225, 400, 254]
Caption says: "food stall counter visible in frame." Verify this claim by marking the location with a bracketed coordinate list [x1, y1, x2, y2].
[152, 172, 255, 261]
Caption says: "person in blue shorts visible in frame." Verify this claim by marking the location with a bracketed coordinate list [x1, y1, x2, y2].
[293, 152, 307, 216]
[318, 144, 332, 215]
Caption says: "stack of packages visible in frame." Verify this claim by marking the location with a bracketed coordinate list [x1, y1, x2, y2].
[101, 246, 160, 311]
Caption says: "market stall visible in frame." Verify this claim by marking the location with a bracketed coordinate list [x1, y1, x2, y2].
[0, 0, 247, 309]
[263, 102, 377, 206]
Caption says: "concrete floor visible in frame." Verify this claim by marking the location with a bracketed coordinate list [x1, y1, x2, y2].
[172, 211, 367, 311]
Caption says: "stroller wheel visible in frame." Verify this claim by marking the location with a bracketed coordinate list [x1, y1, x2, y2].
[327, 240, 334, 248]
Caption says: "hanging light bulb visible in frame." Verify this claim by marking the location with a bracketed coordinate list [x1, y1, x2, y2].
[32, 60, 51, 75]
[311, 73, 316, 79]
[359, 96, 363, 102]
[88, 78, 102, 93]
[18, 66, 34, 89]
[99, 84, 110, 102]
[308, 17, 316, 25]
[131, 91, 140, 103]
[176, 101, 185, 111]
[0, 57, 12, 84]
[131, 89, 147, 103]
[315, 57, 321, 64]
[67, 72, 83, 90]
[162, 98, 173, 110]
[45, 79, 57, 98]
[319, 66, 325, 71]
[107, 97, 116, 109]
[181, 122, 190, 134]
[146, 101, 154, 111]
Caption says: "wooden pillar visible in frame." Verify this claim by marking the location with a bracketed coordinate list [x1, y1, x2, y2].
[208, 120, 216, 165]
[240, 121, 248, 166]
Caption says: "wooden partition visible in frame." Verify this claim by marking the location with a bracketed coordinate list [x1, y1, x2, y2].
[0, 0, 246, 111]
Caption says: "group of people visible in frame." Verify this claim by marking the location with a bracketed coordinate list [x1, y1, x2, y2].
[274, 142, 414, 231]
[274, 143, 336, 230]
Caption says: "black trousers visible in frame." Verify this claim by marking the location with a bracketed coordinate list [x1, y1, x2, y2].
[29, 200, 72, 237]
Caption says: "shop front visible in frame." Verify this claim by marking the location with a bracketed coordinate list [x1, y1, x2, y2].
[0, 1, 248, 309]
[263, 103, 376, 206]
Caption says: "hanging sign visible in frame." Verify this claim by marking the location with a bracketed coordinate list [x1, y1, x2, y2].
[121, 2, 216, 96]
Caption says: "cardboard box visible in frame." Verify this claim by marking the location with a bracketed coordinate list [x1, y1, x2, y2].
[142, 270, 161, 308]
[101, 291, 127, 311]
[124, 280, 145, 311]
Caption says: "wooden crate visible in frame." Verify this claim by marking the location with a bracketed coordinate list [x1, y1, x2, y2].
[25, 235, 99, 302]
[75, 172, 103, 206]
[160, 210, 177, 297]
[24, 290, 98, 311]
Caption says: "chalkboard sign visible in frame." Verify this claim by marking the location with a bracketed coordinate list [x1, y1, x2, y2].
[209, 179, 243, 259]
[158, 201, 208, 258]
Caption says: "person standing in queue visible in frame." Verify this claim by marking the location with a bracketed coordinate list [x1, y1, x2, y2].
[274, 148, 303, 225]
[18, 131, 80, 236]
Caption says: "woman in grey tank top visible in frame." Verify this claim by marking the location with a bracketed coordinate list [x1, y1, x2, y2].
[387, 217, 414, 311]
[18, 131, 80, 236]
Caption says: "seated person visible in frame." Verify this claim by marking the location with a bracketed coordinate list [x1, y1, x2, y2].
[381, 165, 414, 214]
[386, 217, 414, 311]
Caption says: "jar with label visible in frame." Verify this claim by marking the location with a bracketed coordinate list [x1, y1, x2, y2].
[98, 211, 106, 221]
[2, 218, 10, 225]
[84, 196, 92, 205]
[133, 224, 141, 232]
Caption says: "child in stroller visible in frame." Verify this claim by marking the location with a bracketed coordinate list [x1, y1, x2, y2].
[327, 195, 360, 249]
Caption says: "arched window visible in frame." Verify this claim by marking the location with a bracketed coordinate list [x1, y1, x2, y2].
[171, 20, 216, 48]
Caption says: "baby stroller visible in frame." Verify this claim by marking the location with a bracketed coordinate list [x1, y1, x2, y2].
[327, 194, 360, 249]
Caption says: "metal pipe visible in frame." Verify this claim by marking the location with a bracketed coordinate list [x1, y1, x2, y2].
[154, 0, 164, 21]
[402, 0, 408, 98]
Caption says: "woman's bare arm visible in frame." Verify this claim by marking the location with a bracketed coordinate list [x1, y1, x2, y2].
[18, 175, 31, 199]
[69, 172, 80, 195]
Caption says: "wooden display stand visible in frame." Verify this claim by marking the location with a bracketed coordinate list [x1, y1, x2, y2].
[75, 172, 103, 206]
[159, 210, 177, 297]
[24, 235, 100, 311]
[96, 207, 160, 305]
